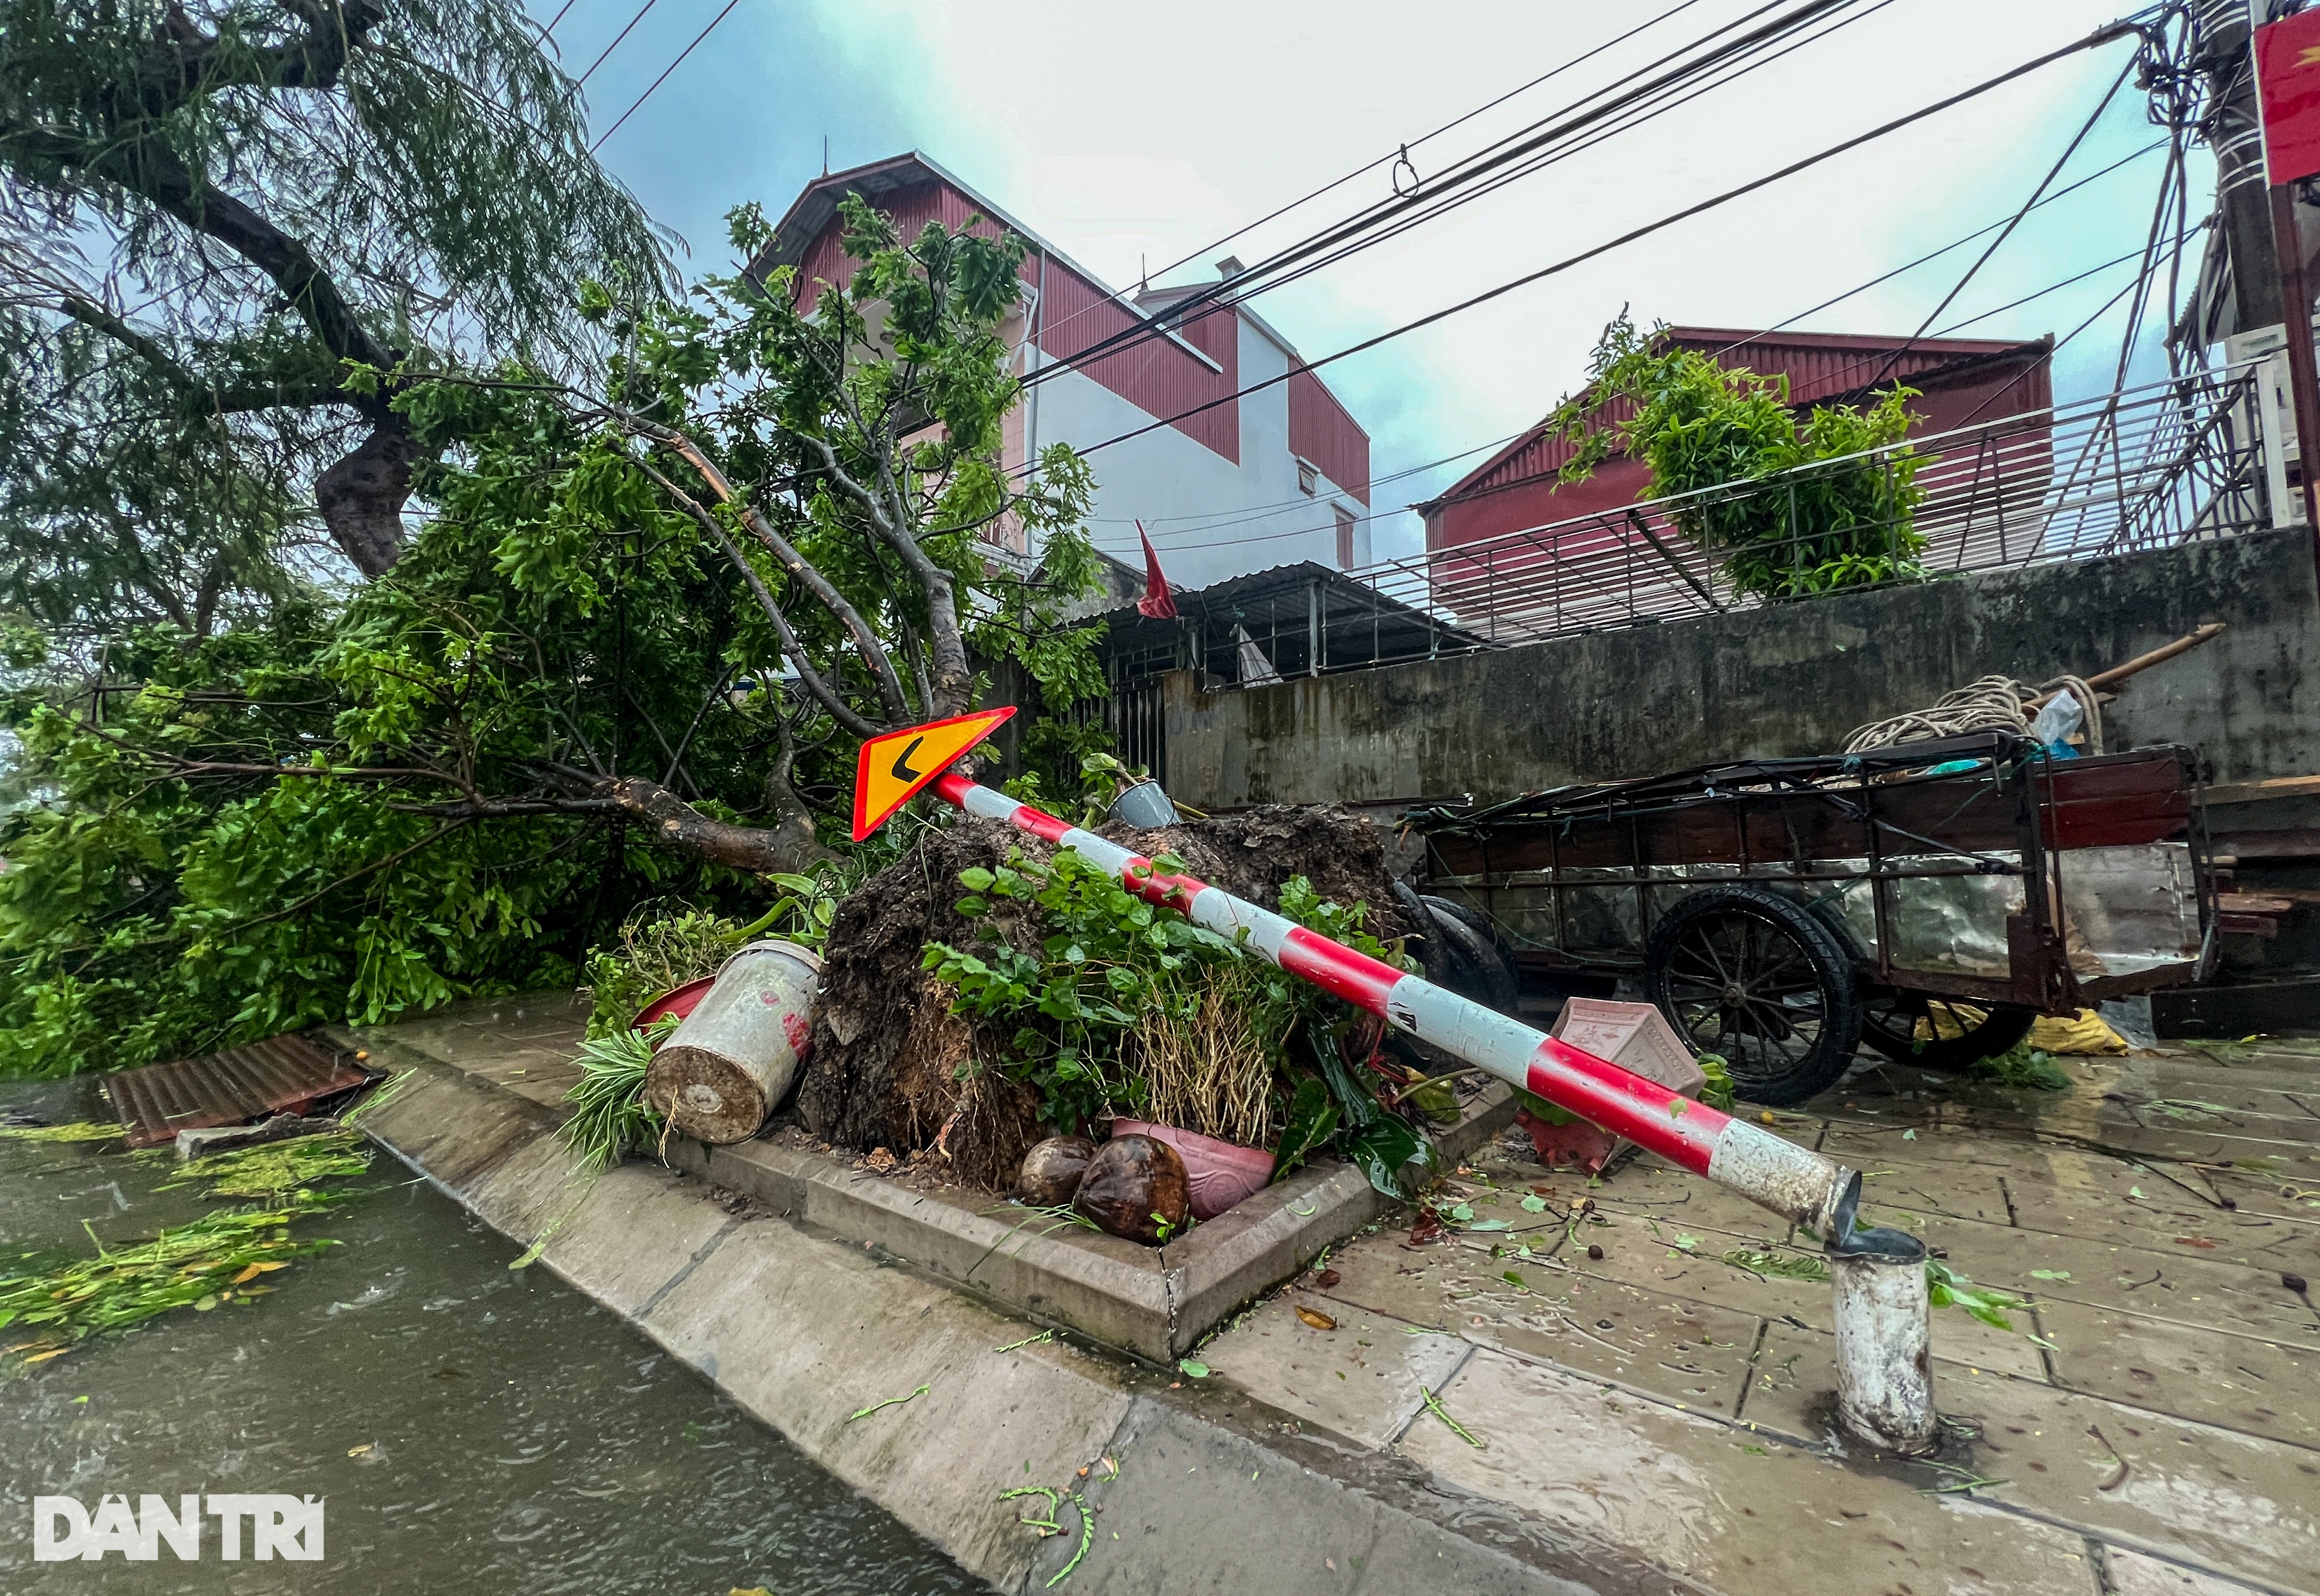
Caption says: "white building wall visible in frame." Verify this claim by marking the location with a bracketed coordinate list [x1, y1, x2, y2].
[1016, 313, 1367, 591]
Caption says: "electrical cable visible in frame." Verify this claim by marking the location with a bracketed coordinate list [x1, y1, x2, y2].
[540, 0, 579, 37]
[1040, 0, 1713, 347]
[1855, 51, 2140, 395]
[591, 0, 743, 152]
[1204, 0, 1903, 319]
[1096, 428, 1532, 535]
[1707, 137, 2163, 363]
[1113, 239, 2171, 562]
[1027, 0, 1866, 389]
[1069, 20, 2138, 462]
[1107, 142, 2173, 556]
[577, 0, 659, 86]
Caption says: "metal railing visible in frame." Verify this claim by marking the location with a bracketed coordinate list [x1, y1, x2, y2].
[1339, 365, 2271, 654]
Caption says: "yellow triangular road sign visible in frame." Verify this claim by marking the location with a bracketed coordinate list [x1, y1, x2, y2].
[851, 707, 1016, 839]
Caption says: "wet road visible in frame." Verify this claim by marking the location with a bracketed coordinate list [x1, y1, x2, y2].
[0, 1076, 986, 1595]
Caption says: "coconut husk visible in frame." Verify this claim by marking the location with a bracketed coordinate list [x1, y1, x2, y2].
[1072, 1133, 1190, 1244]
[1016, 1135, 1097, 1206]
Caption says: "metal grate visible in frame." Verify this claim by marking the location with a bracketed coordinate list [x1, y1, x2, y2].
[106, 1033, 375, 1150]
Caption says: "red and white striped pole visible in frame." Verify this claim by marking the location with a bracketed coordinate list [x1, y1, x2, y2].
[933, 772, 1864, 1242]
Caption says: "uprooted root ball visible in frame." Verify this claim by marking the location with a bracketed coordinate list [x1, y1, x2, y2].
[795, 804, 1409, 1188]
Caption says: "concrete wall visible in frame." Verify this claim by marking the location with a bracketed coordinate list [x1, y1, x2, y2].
[1165, 528, 2320, 807]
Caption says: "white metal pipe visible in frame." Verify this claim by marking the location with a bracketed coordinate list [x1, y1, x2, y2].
[1829, 1227, 1940, 1454]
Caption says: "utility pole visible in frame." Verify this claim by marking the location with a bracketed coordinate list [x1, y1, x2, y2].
[2197, 0, 2320, 548]
[2192, 0, 2282, 330]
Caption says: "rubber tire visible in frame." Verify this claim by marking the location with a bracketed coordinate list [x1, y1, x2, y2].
[1393, 884, 1520, 1016]
[1643, 884, 1863, 1107]
[1859, 992, 2039, 1069]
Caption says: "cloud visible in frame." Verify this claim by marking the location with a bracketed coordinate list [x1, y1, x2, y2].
[578, 0, 2191, 562]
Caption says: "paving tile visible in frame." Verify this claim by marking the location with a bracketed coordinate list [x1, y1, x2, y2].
[1842, 1215, 2320, 1349]
[2036, 1299, 2320, 1449]
[1196, 1293, 1467, 1449]
[1524, 1209, 2048, 1379]
[1999, 1146, 2320, 1266]
[1742, 1326, 2320, 1595]
[2106, 1547, 2277, 1596]
[1312, 1235, 1764, 1416]
[1402, 1347, 2104, 1595]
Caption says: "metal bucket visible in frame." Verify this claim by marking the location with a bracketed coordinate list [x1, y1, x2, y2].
[1106, 780, 1181, 828]
[643, 940, 823, 1144]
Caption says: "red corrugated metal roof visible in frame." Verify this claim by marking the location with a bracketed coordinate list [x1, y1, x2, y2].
[1418, 328, 2051, 513]
[106, 1033, 375, 1150]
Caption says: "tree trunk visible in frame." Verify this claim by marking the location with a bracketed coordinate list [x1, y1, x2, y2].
[597, 774, 832, 876]
[316, 417, 421, 578]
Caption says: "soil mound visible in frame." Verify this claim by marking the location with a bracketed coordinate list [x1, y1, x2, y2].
[794, 804, 1408, 1188]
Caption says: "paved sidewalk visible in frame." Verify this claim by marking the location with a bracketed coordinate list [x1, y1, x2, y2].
[364, 996, 2320, 1595]
[1205, 1036, 2320, 1595]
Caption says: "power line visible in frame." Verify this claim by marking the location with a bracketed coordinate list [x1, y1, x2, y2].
[1064, 0, 1712, 333]
[1117, 242, 2169, 560]
[592, 0, 743, 153]
[540, 0, 580, 37]
[1027, 0, 1867, 391]
[1070, 20, 2138, 463]
[1856, 51, 2140, 394]
[1707, 137, 2164, 363]
[1096, 429, 1532, 539]
[577, 0, 661, 86]
[1211, 0, 1900, 319]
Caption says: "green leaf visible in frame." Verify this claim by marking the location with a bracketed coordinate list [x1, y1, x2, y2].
[1341, 1117, 1435, 1204]
[1520, 1194, 1548, 1213]
[1177, 1359, 1209, 1379]
[957, 867, 997, 892]
[1271, 1079, 1340, 1178]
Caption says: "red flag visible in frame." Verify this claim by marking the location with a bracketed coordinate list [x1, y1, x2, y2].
[1135, 520, 1177, 618]
[2257, 10, 2320, 186]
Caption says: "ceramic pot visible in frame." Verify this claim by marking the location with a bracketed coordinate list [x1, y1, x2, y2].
[1110, 1118, 1276, 1220]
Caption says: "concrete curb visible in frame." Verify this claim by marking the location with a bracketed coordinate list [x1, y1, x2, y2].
[659, 1086, 1516, 1362]
[337, 1026, 1669, 1595]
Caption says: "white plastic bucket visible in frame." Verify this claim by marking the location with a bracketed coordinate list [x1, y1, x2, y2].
[643, 940, 823, 1144]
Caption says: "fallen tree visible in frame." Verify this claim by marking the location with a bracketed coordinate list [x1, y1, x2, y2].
[1, 194, 1109, 1074]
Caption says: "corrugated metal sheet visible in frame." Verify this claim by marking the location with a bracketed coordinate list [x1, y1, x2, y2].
[1425, 329, 2050, 508]
[107, 1033, 374, 1150]
[1289, 364, 1371, 505]
[1039, 272, 1239, 462]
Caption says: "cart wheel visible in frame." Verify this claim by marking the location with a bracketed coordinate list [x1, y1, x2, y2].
[1858, 991, 2037, 1069]
[1644, 885, 1863, 1107]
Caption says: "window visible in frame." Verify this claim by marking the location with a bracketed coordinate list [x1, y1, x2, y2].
[1296, 458, 1318, 496]
[1334, 506, 1357, 568]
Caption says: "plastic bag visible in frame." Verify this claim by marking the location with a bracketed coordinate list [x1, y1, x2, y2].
[2027, 1008, 2128, 1055]
[2029, 690, 2084, 759]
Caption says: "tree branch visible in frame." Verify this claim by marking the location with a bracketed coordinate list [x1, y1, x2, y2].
[624, 451, 882, 739]
[639, 425, 911, 726]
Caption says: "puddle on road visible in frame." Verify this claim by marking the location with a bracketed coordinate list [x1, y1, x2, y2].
[0, 1078, 986, 1594]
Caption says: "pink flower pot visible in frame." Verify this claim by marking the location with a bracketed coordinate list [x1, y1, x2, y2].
[1109, 1119, 1276, 1221]
[1515, 1104, 1616, 1173]
[632, 976, 715, 1037]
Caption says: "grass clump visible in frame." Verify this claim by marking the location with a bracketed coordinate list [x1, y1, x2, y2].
[582, 908, 747, 1040]
[0, 1121, 125, 1144]
[558, 1023, 670, 1174]
[1723, 1247, 1830, 1282]
[161, 1131, 372, 1201]
[0, 1208, 339, 1371]
[1969, 1041, 2070, 1091]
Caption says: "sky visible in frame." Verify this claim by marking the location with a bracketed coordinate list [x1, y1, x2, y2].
[544, 0, 2196, 568]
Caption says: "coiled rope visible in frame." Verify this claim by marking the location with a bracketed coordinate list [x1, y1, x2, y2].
[1843, 673, 2103, 755]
